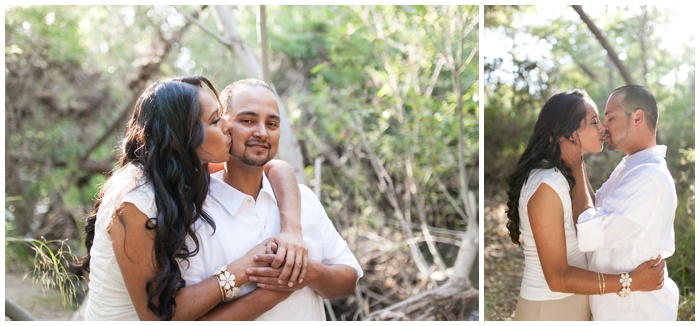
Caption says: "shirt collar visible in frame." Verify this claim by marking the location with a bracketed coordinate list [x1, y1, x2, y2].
[208, 171, 278, 216]
[208, 170, 246, 217]
[622, 145, 667, 168]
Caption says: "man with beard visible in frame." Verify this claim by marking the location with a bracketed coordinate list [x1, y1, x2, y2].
[561, 85, 678, 320]
[180, 78, 362, 320]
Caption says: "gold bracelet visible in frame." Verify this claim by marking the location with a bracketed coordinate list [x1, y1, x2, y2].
[216, 280, 225, 301]
[212, 265, 241, 302]
[617, 272, 631, 297]
[601, 273, 605, 294]
[597, 272, 603, 295]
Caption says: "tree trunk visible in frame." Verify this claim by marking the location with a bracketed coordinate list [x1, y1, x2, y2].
[640, 6, 649, 85]
[212, 6, 307, 184]
[5, 298, 35, 321]
[258, 6, 271, 84]
[572, 5, 637, 85]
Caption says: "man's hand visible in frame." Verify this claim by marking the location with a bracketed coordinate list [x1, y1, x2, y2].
[248, 255, 358, 299]
[559, 131, 583, 167]
[265, 231, 308, 287]
[247, 254, 315, 291]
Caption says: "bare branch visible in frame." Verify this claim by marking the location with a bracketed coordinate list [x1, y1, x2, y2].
[572, 5, 637, 85]
[173, 5, 230, 46]
[81, 7, 200, 163]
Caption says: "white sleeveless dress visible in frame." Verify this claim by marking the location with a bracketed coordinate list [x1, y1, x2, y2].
[517, 167, 588, 300]
[513, 168, 591, 320]
[84, 163, 156, 320]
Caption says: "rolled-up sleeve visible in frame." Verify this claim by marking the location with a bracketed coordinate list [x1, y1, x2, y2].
[300, 185, 363, 279]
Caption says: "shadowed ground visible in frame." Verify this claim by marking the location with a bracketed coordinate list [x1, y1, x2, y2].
[5, 271, 76, 321]
[484, 193, 523, 321]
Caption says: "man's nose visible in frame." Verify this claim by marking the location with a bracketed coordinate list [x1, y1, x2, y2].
[252, 122, 268, 139]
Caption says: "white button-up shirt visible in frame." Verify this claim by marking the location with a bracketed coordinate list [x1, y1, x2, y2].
[179, 171, 363, 320]
[577, 145, 678, 320]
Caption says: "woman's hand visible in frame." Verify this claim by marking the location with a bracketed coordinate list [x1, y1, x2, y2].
[265, 231, 308, 287]
[226, 239, 274, 287]
[630, 255, 666, 292]
[559, 131, 583, 167]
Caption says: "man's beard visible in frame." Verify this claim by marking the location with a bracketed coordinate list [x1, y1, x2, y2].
[239, 154, 271, 167]
[231, 138, 274, 166]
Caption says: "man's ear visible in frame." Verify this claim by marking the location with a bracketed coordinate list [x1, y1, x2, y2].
[632, 109, 645, 128]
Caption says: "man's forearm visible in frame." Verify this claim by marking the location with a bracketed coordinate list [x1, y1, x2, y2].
[307, 262, 358, 299]
[198, 288, 291, 321]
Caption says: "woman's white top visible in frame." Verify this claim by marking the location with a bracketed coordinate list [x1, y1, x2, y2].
[518, 168, 588, 301]
[84, 163, 156, 320]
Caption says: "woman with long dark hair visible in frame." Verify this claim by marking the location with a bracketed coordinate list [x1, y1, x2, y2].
[505, 89, 665, 320]
[81, 76, 305, 320]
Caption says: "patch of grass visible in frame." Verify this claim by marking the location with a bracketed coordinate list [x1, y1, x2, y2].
[667, 187, 695, 321]
[5, 236, 83, 308]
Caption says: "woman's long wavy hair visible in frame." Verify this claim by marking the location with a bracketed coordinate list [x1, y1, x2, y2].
[505, 89, 592, 244]
[80, 76, 221, 320]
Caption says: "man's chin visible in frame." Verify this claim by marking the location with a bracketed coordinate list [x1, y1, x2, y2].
[242, 157, 270, 167]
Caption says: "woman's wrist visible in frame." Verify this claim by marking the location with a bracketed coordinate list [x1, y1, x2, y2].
[227, 260, 250, 286]
[279, 220, 302, 235]
[627, 270, 637, 292]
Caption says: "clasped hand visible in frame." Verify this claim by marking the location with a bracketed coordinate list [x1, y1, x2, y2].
[246, 232, 308, 290]
[246, 253, 314, 291]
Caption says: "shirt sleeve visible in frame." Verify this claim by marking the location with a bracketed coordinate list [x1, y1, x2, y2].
[577, 172, 660, 252]
[300, 185, 363, 280]
[121, 185, 157, 219]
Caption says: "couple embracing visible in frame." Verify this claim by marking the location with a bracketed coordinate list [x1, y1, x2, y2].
[506, 85, 679, 321]
[81, 76, 362, 320]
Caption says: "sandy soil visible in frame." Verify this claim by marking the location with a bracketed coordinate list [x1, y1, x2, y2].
[483, 194, 523, 321]
[4, 271, 80, 321]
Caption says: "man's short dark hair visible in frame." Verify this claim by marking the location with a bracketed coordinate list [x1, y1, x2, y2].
[611, 85, 658, 131]
[220, 78, 275, 113]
